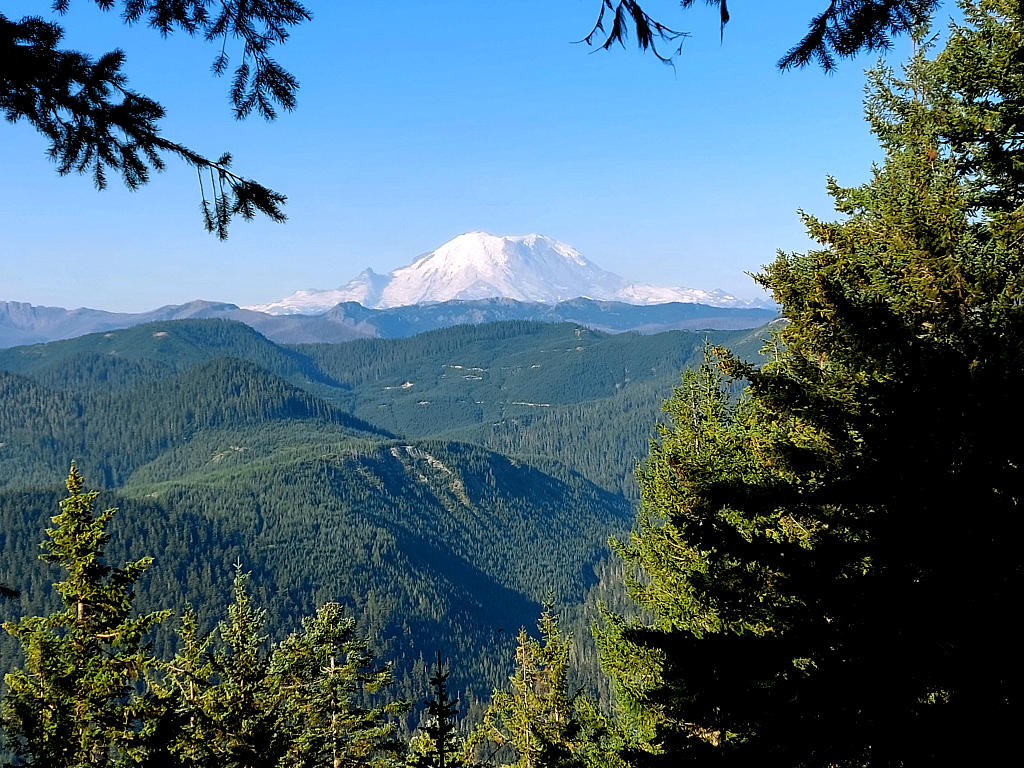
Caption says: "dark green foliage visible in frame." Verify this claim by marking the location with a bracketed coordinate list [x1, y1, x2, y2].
[937, 0, 1024, 214]
[0, 355, 379, 487]
[272, 602, 407, 768]
[9, 351, 175, 393]
[472, 608, 578, 768]
[0, 318, 765, 710]
[0, 319, 332, 385]
[159, 606, 216, 767]
[585, 1, 938, 69]
[442, 326, 767, 500]
[1, 466, 170, 767]
[602, 4, 1023, 764]
[411, 652, 468, 768]
[299, 321, 759, 440]
[0, 485, 251, 657]
[778, 0, 939, 69]
[175, 570, 287, 768]
[0, 319, 759, 493]
[0, 473, 409, 767]
[0, 2, 304, 236]
[447, 381, 691, 501]
[472, 606, 627, 768]
[126, 438, 631, 704]
[159, 573, 408, 768]
[0, 441, 632, 713]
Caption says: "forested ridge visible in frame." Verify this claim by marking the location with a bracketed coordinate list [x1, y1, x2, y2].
[0, 319, 758, 726]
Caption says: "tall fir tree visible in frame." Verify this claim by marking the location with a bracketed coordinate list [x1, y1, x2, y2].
[472, 606, 626, 768]
[410, 652, 469, 768]
[1, 464, 170, 767]
[158, 605, 218, 768]
[270, 601, 407, 768]
[171, 568, 287, 768]
[600, 2, 1022, 765]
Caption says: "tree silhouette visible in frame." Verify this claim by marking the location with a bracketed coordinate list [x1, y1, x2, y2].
[0, 1, 308, 238]
[585, 1, 939, 70]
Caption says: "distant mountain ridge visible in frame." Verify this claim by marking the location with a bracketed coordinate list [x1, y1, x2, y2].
[247, 232, 773, 313]
[3, 232, 775, 347]
[0, 297, 776, 349]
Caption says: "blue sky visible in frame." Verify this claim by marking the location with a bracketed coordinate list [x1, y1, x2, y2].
[1, 1, 944, 311]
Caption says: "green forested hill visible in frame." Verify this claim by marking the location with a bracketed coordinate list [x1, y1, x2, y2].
[300, 321, 766, 437]
[0, 319, 336, 390]
[0, 317, 769, 707]
[0, 358, 383, 488]
[443, 381, 670, 499]
[0, 438, 629, 706]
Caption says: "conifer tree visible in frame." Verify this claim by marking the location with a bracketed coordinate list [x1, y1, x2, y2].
[159, 606, 218, 768]
[178, 568, 287, 768]
[473, 607, 604, 768]
[270, 601, 407, 768]
[410, 651, 469, 768]
[1, 464, 170, 767]
[601, 2, 1023, 764]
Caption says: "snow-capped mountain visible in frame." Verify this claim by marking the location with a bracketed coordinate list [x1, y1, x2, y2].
[380, 232, 625, 307]
[251, 269, 390, 315]
[247, 232, 772, 314]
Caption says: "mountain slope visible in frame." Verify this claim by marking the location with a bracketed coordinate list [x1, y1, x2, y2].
[296, 320, 768, 435]
[0, 317, 771, 708]
[0, 319, 770, 489]
[0, 318, 339, 387]
[0, 356, 384, 487]
[0, 437, 631, 706]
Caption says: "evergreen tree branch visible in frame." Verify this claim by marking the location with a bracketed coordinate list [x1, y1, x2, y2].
[586, 0, 939, 70]
[0, 2, 306, 239]
[65, 0, 310, 120]
[581, 0, 689, 64]
[779, 0, 938, 70]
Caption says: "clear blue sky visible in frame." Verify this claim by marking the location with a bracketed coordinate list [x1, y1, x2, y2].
[1, 1, 949, 311]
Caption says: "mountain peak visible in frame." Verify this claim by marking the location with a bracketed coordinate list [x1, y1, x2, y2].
[245, 232, 773, 314]
[388, 232, 607, 306]
[422, 232, 566, 259]
[411, 233, 593, 278]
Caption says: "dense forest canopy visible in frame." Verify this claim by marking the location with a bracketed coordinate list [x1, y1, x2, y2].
[0, 320, 764, 736]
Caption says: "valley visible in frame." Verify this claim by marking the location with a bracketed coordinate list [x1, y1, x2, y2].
[0, 317, 769, 711]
